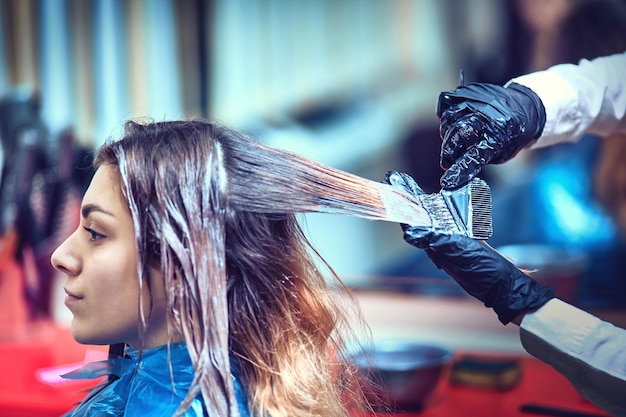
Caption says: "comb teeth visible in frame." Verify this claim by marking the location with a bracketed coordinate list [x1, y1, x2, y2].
[468, 178, 493, 240]
[421, 178, 493, 240]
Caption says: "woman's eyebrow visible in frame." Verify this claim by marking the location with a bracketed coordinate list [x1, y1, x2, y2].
[81, 204, 115, 219]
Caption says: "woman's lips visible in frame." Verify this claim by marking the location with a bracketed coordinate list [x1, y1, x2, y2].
[64, 288, 82, 306]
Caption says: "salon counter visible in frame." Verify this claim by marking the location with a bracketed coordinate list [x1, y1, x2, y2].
[0, 289, 620, 416]
[359, 353, 611, 417]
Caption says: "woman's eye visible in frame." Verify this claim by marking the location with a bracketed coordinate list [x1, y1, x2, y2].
[83, 227, 105, 241]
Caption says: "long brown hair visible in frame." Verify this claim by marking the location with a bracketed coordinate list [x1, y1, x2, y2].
[94, 120, 376, 417]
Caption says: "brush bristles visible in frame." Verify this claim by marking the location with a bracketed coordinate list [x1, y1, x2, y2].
[374, 182, 432, 225]
[418, 193, 462, 232]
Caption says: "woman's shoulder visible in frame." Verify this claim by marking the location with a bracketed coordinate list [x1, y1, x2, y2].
[128, 343, 251, 416]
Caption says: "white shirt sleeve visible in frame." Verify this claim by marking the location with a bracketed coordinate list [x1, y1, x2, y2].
[520, 298, 626, 416]
[508, 51, 626, 148]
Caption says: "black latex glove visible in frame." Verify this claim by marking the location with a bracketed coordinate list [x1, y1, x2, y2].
[436, 82, 546, 190]
[385, 171, 554, 325]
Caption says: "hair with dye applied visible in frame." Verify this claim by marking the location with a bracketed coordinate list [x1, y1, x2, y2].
[94, 120, 389, 417]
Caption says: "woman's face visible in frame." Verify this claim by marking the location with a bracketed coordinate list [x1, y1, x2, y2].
[51, 164, 169, 348]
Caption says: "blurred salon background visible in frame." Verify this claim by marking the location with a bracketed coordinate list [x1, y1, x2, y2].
[1, 0, 626, 335]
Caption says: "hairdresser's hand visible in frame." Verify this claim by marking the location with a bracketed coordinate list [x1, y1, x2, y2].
[437, 82, 546, 190]
[385, 171, 554, 324]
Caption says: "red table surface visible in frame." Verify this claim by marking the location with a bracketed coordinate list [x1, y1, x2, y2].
[361, 353, 610, 417]
[0, 324, 611, 417]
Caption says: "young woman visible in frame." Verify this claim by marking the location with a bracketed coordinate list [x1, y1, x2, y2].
[51, 120, 374, 417]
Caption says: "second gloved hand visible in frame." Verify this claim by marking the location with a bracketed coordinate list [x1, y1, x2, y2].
[437, 82, 546, 190]
[385, 171, 554, 324]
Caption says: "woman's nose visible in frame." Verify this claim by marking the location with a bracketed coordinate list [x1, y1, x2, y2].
[50, 234, 81, 276]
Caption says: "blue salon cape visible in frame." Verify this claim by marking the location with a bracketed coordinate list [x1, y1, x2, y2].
[62, 342, 250, 417]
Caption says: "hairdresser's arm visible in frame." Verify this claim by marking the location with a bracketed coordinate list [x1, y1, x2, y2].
[437, 51, 626, 190]
[386, 171, 626, 416]
[518, 299, 626, 417]
[510, 51, 626, 149]
[385, 171, 555, 325]
[400, 226, 626, 416]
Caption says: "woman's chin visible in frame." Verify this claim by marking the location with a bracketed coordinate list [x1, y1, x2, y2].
[71, 325, 109, 346]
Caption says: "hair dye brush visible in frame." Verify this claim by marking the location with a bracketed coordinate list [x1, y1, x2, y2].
[377, 177, 493, 240]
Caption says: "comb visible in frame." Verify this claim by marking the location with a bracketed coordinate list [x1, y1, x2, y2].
[378, 177, 493, 240]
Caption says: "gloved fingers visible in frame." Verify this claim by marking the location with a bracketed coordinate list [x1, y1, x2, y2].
[440, 143, 496, 190]
[436, 83, 503, 118]
[421, 229, 481, 257]
[403, 224, 475, 251]
[411, 226, 507, 270]
[402, 224, 436, 249]
[406, 226, 486, 276]
[385, 170, 425, 197]
[488, 136, 527, 164]
[436, 89, 458, 118]
[385, 172, 427, 232]
[440, 111, 486, 169]
[436, 85, 486, 118]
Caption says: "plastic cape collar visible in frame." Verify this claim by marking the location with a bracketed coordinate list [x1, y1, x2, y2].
[61, 342, 250, 417]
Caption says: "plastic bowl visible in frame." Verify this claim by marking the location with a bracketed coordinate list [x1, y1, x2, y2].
[351, 340, 453, 412]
